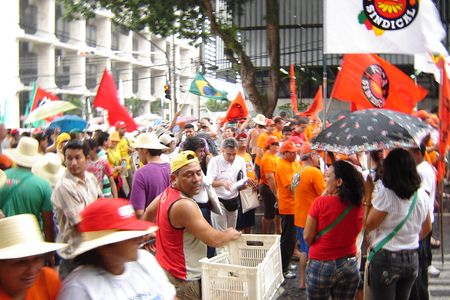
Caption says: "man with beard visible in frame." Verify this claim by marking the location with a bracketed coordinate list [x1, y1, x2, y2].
[144, 151, 241, 299]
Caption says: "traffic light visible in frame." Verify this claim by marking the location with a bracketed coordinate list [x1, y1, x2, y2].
[164, 84, 171, 100]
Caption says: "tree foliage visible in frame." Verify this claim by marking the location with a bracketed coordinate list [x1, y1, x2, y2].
[205, 99, 231, 112]
[62, 0, 281, 117]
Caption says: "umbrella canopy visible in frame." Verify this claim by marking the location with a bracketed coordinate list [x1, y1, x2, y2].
[25, 101, 77, 124]
[48, 115, 87, 133]
[312, 109, 433, 154]
[176, 116, 198, 125]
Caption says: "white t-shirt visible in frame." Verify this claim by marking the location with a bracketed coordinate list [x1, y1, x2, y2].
[58, 250, 176, 300]
[368, 184, 429, 252]
[417, 160, 436, 223]
[207, 154, 247, 199]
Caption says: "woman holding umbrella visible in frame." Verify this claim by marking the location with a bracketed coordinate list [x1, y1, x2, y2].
[365, 148, 432, 300]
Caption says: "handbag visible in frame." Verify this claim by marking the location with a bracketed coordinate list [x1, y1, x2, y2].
[239, 187, 259, 213]
[368, 192, 418, 262]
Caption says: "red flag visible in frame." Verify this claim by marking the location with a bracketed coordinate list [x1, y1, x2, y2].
[31, 86, 59, 111]
[298, 85, 322, 117]
[331, 54, 428, 113]
[94, 69, 137, 132]
[290, 64, 298, 113]
[224, 92, 249, 122]
[437, 63, 450, 181]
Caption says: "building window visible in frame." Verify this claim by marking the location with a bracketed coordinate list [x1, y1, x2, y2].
[55, 49, 71, 88]
[133, 37, 139, 59]
[19, 0, 38, 34]
[112, 68, 120, 89]
[132, 68, 139, 94]
[55, 2, 70, 42]
[19, 42, 38, 85]
[86, 62, 97, 90]
[111, 24, 119, 51]
[86, 18, 97, 47]
[19, 91, 30, 127]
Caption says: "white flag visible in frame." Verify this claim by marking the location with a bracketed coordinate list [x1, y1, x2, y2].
[324, 0, 447, 54]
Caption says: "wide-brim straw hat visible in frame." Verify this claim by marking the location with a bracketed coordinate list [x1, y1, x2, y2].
[0, 214, 67, 259]
[252, 114, 266, 126]
[134, 132, 168, 150]
[3, 137, 43, 168]
[32, 153, 65, 187]
[0, 169, 6, 189]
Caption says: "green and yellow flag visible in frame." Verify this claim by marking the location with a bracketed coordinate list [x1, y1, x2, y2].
[189, 73, 228, 100]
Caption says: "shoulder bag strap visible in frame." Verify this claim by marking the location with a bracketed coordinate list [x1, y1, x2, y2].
[314, 204, 353, 241]
[368, 192, 418, 262]
[0, 172, 34, 208]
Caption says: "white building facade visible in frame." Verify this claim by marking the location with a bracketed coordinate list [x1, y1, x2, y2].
[0, 0, 200, 128]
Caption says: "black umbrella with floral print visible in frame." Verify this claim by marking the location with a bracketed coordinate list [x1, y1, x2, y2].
[312, 109, 433, 154]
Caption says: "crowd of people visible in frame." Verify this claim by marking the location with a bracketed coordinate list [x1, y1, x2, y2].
[0, 107, 446, 300]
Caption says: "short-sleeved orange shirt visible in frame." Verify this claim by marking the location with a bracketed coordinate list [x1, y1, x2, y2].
[0, 267, 61, 300]
[293, 166, 326, 227]
[239, 152, 256, 180]
[273, 130, 282, 140]
[255, 132, 269, 166]
[276, 158, 300, 215]
[259, 152, 279, 186]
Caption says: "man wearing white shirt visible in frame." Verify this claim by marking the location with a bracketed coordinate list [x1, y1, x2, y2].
[208, 138, 247, 231]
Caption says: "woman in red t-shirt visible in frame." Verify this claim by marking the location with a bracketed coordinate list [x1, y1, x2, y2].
[303, 160, 364, 300]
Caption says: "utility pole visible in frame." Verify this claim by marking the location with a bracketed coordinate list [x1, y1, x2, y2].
[171, 35, 177, 117]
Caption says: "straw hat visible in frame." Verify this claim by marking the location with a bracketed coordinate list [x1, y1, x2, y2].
[0, 169, 6, 189]
[252, 114, 266, 126]
[0, 214, 67, 259]
[134, 132, 168, 150]
[3, 137, 43, 168]
[159, 133, 174, 146]
[32, 153, 65, 187]
[70, 198, 158, 258]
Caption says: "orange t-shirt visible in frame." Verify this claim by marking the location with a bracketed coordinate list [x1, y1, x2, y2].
[239, 152, 256, 180]
[276, 158, 300, 215]
[273, 130, 282, 140]
[0, 267, 61, 300]
[255, 132, 269, 166]
[304, 125, 313, 141]
[293, 165, 326, 228]
[259, 152, 279, 186]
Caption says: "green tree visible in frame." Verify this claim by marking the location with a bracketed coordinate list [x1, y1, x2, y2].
[124, 96, 146, 117]
[205, 99, 231, 112]
[62, 0, 281, 117]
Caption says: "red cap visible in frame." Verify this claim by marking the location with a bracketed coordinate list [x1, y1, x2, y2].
[236, 132, 248, 140]
[289, 136, 303, 147]
[114, 121, 127, 129]
[280, 140, 301, 153]
[265, 135, 279, 147]
[79, 198, 155, 232]
[10, 129, 19, 135]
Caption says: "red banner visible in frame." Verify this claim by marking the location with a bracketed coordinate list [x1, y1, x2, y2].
[290, 64, 298, 114]
[299, 85, 323, 117]
[224, 92, 249, 122]
[438, 63, 450, 181]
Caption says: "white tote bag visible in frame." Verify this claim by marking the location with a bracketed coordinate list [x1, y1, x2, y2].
[239, 187, 259, 213]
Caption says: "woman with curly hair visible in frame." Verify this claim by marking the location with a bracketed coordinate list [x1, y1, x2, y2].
[365, 148, 432, 300]
[304, 160, 365, 299]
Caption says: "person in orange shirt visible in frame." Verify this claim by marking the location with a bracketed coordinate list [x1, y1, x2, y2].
[273, 116, 284, 140]
[254, 119, 276, 178]
[259, 135, 281, 234]
[0, 214, 66, 300]
[292, 143, 325, 289]
[276, 140, 301, 279]
[236, 133, 258, 234]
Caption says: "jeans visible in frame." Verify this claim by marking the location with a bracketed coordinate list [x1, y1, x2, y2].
[368, 248, 419, 300]
[306, 257, 360, 300]
[280, 214, 296, 272]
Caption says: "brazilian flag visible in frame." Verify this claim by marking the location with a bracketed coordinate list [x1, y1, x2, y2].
[189, 73, 228, 100]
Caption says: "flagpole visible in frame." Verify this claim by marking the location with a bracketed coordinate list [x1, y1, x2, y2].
[322, 52, 328, 166]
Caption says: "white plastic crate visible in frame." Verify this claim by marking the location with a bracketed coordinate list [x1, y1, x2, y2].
[200, 234, 283, 300]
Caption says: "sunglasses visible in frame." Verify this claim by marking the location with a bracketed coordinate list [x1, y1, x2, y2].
[271, 142, 280, 146]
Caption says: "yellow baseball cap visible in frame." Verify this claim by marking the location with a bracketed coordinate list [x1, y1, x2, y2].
[171, 151, 199, 173]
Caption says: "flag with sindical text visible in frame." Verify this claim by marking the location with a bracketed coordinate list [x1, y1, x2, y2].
[189, 73, 228, 100]
[331, 54, 428, 113]
[324, 0, 447, 54]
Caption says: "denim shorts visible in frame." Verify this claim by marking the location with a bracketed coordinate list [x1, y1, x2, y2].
[306, 257, 360, 300]
[296, 227, 309, 254]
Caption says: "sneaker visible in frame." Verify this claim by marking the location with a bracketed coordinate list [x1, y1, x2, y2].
[283, 270, 297, 279]
[288, 264, 298, 271]
[428, 265, 440, 277]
